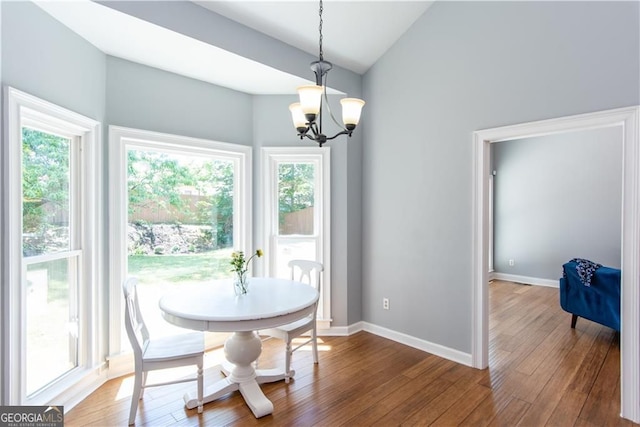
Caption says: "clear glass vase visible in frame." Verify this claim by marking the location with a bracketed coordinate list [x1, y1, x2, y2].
[234, 272, 249, 296]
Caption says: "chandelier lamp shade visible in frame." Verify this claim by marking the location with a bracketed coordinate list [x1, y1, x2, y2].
[289, 0, 365, 147]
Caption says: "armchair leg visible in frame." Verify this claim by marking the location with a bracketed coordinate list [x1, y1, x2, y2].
[571, 314, 578, 329]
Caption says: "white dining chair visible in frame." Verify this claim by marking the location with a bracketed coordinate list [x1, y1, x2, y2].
[122, 277, 204, 425]
[261, 259, 323, 383]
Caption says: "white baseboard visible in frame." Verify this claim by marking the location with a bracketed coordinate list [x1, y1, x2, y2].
[318, 321, 363, 337]
[361, 322, 472, 367]
[318, 322, 471, 367]
[491, 272, 559, 288]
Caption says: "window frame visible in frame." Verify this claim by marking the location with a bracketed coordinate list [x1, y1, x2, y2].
[262, 147, 331, 328]
[107, 126, 252, 370]
[3, 86, 101, 405]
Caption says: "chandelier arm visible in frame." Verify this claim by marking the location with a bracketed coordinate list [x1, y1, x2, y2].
[318, 96, 323, 136]
[322, 72, 347, 130]
[296, 126, 309, 139]
[306, 121, 321, 138]
[324, 130, 351, 141]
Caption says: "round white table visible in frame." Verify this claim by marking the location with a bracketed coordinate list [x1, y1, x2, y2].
[159, 277, 319, 418]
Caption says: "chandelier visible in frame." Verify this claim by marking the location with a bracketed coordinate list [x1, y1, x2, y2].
[289, 0, 365, 147]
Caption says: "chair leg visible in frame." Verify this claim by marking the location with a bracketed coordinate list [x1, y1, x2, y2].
[285, 339, 292, 383]
[571, 314, 578, 329]
[196, 361, 204, 414]
[129, 371, 144, 425]
[139, 371, 147, 399]
[312, 327, 319, 364]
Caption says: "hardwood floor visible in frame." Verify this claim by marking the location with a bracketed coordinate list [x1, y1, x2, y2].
[66, 280, 638, 426]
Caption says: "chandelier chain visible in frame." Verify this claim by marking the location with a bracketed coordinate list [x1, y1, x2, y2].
[318, 0, 324, 61]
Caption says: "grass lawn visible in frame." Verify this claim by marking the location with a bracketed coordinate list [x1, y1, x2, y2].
[128, 247, 235, 285]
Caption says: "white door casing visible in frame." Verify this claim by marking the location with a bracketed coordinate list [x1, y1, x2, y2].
[472, 106, 640, 422]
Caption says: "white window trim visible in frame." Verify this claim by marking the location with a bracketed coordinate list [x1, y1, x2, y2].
[261, 147, 331, 328]
[2, 86, 102, 405]
[107, 126, 252, 374]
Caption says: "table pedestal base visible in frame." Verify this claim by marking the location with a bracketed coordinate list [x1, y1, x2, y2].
[183, 331, 292, 418]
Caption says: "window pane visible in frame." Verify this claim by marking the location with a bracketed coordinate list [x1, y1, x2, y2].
[25, 258, 77, 396]
[278, 163, 315, 235]
[273, 238, 317, 278]
[126, 149, 236, 336]
[22, 128, 71, 256]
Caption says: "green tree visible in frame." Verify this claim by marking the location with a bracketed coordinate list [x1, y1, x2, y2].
[127, 150, 196, 219]
[192, 159, 234, 247]
[22, 127, 70, 232]
[127, 150, 235, 248]
[278, 163, 315, 230]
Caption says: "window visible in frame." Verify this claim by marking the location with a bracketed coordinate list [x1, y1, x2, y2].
[4, 87, 100, 405]
[262, 147, 331, 327]
[108, 127, 251, 360]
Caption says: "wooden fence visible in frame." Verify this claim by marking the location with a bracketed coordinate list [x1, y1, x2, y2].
[130, 195, 209, 224]
[281, 206, 314, 235]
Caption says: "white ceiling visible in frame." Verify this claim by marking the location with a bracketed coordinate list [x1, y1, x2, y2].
[194, 1, 434, 75]
[34, 0, 433, 95]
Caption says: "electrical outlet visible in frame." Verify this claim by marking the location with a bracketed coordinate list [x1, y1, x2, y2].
[383, 298, 390, 310]
[508, 259, 515, 266]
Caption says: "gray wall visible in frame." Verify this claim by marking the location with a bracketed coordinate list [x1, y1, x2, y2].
[106, 56, 253, 145]
[1, 1, 106, 119]
[493, 127, 623, 280]
[362, 1, 639, 353]
[1, 1, 107, 404]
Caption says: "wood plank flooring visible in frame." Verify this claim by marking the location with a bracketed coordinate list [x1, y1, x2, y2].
[65, 280, 638, 426]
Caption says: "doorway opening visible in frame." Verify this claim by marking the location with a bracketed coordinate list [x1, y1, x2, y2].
[471, 106, 640, 422]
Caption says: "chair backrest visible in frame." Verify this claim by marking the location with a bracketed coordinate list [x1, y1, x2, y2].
[122, 277, 149, 362]
[288, 259, 324, 294]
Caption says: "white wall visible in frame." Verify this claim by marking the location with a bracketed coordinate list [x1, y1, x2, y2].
[493, 127, 623, 279]
[362, 1, 639, 353]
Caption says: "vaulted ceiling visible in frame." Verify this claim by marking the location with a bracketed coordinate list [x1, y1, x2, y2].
[35, 0, 433, 94]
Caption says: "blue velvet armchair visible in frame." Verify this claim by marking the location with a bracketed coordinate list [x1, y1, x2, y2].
[559, 260, 620, 331]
